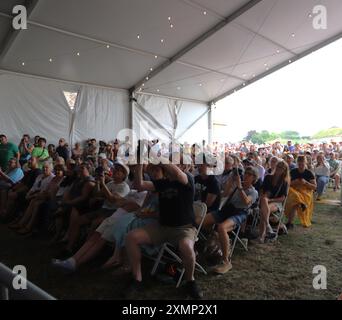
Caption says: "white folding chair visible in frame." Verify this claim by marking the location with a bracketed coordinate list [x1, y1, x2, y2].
[150, 202, 208, 288]
[270, 194, 289, 241]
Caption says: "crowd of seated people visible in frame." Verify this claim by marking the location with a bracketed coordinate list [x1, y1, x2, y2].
[0, 133, 342, 300]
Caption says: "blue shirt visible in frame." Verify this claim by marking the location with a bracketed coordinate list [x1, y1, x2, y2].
[7, 168, 24, 184]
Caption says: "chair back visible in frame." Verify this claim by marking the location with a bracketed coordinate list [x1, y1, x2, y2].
[193, 201, 207, 238]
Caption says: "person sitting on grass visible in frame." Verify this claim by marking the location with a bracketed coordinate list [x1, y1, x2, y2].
[257, 160, 289, 243]
[285, 155, 317, 229]
[202, 166, 258, 274]
[314, 153, 330, 201]
[125, 156, 203, 300]
[10, 164, 65, 235]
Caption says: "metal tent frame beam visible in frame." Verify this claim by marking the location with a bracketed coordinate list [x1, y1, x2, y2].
[130, 0, 263, 94]
[210, 30, 342, 105]
[0, 0, 40, 61]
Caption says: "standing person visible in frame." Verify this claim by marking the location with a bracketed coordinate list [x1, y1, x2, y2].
[18, 134, 34, 166]
[31, 138, 49, 169]
[56, 138, 70, 162]
[0, 135, 20, 171]
[125, 160, 203, 299]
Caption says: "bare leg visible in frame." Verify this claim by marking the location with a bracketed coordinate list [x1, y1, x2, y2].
[102, 245, 123, 269]
[217, 219, 235, 262]
[178, 238, 196, 281]
[126, 228, 153, 282]
[66, 208, 90, 252]
[259, 196, 270, 241]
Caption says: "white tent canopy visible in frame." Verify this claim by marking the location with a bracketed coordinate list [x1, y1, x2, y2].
[1, 0, 342, 143]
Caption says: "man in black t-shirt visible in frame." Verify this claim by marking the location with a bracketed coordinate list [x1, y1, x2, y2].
[56, 138, 70, 162]
[194, 155, 221, 213]
[125, 162, 203, 300]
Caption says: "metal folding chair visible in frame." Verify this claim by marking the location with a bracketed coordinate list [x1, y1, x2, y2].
[150, 202, 208, 288]
[270, 194, 289, 241]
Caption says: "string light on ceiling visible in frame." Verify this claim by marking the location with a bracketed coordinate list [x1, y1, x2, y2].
[137, 34, 141, 39]
[49, 58, 53, 62]
[76, 52, 80, 56]
[106, 45, 110, 48]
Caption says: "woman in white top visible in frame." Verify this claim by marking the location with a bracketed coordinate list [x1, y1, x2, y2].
[314, 154, 330, 200]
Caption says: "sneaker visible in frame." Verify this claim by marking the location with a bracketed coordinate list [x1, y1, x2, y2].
[286, 223, 294, 230]
[51, 258, 76, 273]
[266, 231, 277, 240]
[212, 260, 233, 275]
[184, 281, 203, 300]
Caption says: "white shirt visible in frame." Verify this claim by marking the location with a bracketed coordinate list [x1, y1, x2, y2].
[314, 163, 330, 177]
[102, 181, 130, 210]
[30, 174, 55, 193]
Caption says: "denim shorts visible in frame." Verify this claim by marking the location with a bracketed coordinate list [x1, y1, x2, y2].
[212, 209, 248, 227]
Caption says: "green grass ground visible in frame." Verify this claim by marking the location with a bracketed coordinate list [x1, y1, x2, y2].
[1, 190, 341, 300]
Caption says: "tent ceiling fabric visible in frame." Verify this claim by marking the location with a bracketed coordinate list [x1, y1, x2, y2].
[0, 0, 342, 103]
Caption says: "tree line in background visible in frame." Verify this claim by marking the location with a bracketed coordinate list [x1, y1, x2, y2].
[244, 127, 342, 144]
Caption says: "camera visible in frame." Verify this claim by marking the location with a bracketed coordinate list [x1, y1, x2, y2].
[95, 166, 104, 177]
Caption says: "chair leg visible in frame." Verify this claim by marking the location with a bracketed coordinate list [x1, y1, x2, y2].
[229, 225, 241, 260]
[151, 244, 166, 276]
[195, 261, 207, 275]
[176, 268, 185, 288]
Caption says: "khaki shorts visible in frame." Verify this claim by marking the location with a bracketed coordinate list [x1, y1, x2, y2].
[143, 224, 197, 246]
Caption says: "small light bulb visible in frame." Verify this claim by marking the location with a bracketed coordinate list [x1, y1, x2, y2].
[106, 45, 110, 48]
[146, 77, 149, 80]
[160, 39, 164, 43]
[177, 86, 181, 90]
[289, 59, 292, 63]
[137, 34, 141, 39]
[242, 83, 246, 86]
[157, 89, 160, 92]
[21, 62, 25, 66]
[49, 58, 53, 62]
[150, 68, 153, 71]
[168, 16, 171, 21]
[154, 55, 158, 59]
[203, 11, 207, 15]
[276, 49, 280, 54]
[264, 63, 268, 67]
[199, 83, 202, 87]
[76, 52, 80, 56]
[291, 33, 295, 37]
[142, 83, 145, 87]
[170, 24, 174, 28]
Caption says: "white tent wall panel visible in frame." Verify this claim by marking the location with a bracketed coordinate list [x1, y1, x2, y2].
[0, 73, 73, 144]
[133, 93, 209, 146]
[72, 85, 130, 144]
